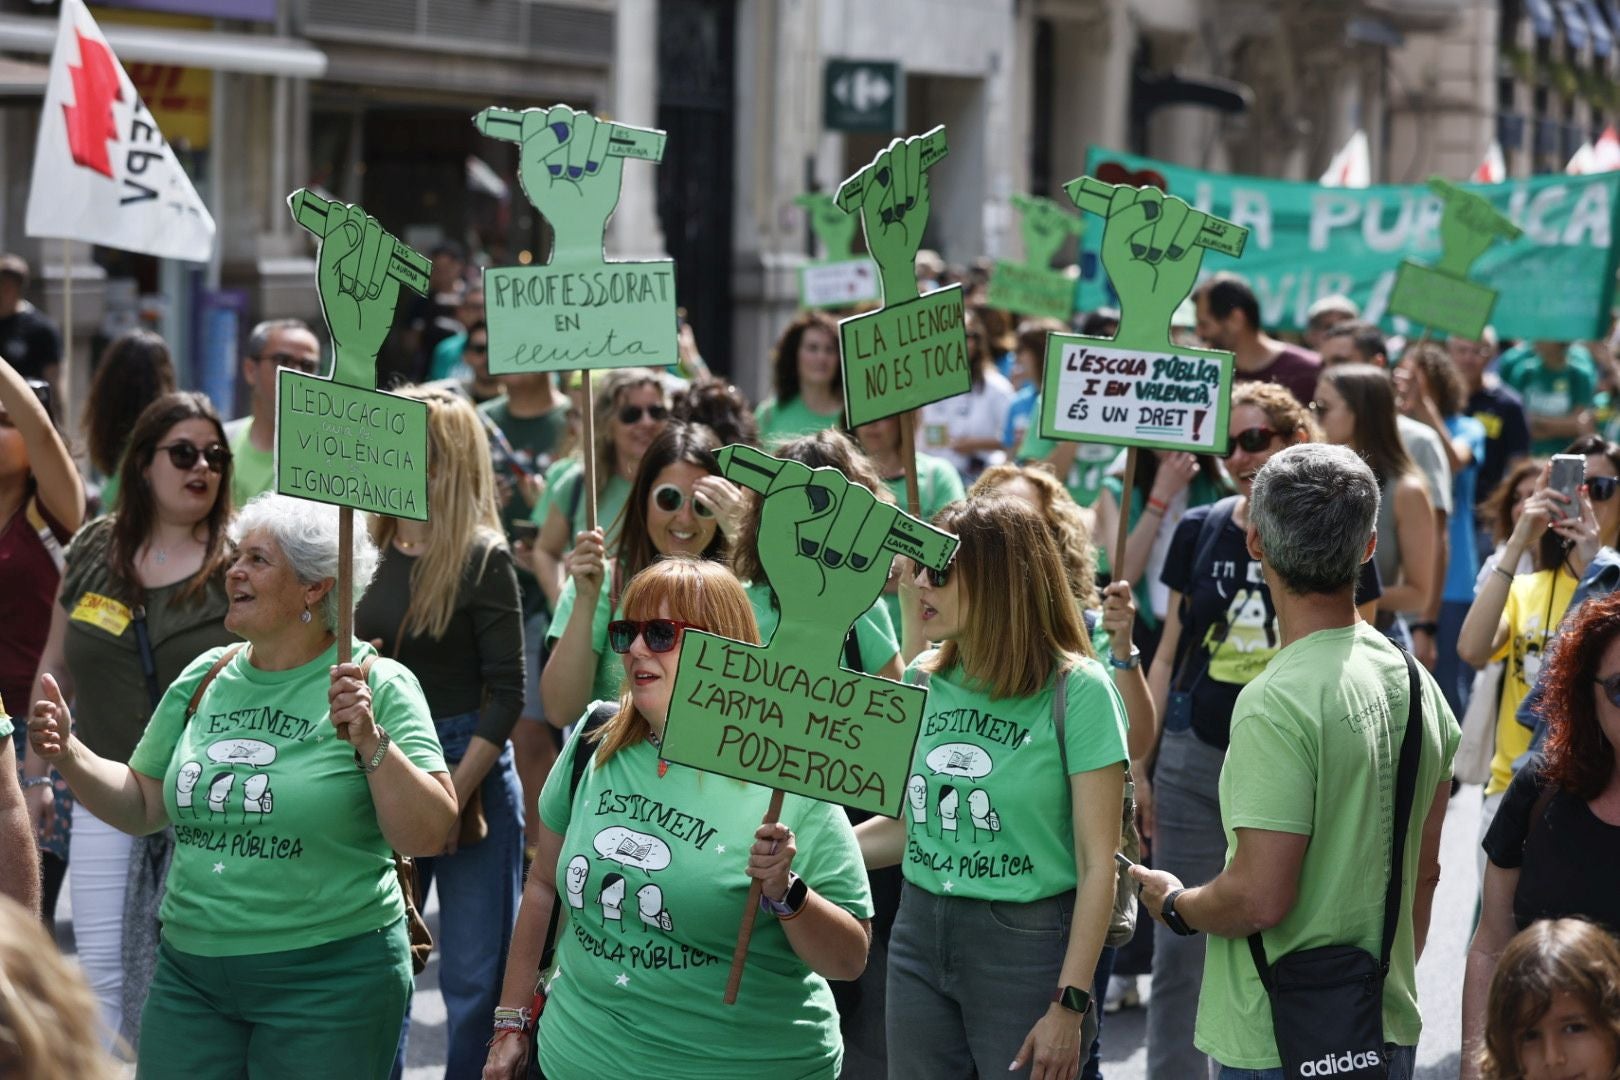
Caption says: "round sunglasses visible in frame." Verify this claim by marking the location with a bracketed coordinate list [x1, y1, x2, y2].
[608, 618, 700, 654]
[1224, 426, 1283, 457]
[155, 440, 231, 473]
[618, 404, 669, 425]
[652, 483, 715, 518]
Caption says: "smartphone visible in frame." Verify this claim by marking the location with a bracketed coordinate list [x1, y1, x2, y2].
[1550, 453, 1586, 520]
[1115, 852, 1138, 872]
[511, 520, 539, 546]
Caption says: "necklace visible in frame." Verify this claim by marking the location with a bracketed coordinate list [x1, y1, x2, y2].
[152, 546, 168, 565]
[396, 535, 424, 552]
[646, 728, 670, 778]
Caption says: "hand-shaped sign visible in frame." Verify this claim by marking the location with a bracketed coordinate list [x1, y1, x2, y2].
[795, 192, 880, 310]
[1037, 177, 1248, 455]
[832, 127, 971, 428]
[986, 193, 1085, 321]
[475, 104, 676, 372]
[1387, 177, 1523, 339]
[660, 446, 957, 818]
[277, 190, 430, 520]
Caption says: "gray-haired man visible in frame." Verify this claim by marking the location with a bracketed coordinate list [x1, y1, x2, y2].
[1131, 444, 1459, 1079]
[224, 319, 322, 507]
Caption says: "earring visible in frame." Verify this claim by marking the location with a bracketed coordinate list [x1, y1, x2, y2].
[300, 606, 312, 624]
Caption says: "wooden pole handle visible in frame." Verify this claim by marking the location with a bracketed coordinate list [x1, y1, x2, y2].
[581, 369, 599, 532]
[1112, 447, 1138, 583]
[898, 412, 923, 520]
[723, 787, 786, 1004]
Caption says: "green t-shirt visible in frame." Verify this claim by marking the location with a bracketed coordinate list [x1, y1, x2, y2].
[537, 724, 872, 1079]
[744, 581, 899, 675]
[899, 655, 1128, 902]
[1017, 405, 1121, 508]
[478, 397, 570, 535]
[227, 419, 275, 511]
[1503, 355, 1597, 457]
[534, 461, 633, 551]
[127, 640, 447, 957]
[756, 396, 843, 449]
[98, 469, 121, 513]
[1194, 623, 1460, 1069]
[547, 565, 626, 708]
[880, 452, 964, 524]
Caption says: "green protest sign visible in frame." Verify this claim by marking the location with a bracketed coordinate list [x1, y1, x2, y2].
[1076, 148, 1620, 341]
[1387, 177, 1524, 339]
[987, 193, 1082, 321]
[834, 126, 972, 428]
[1037, 178, 1239, 455]
[795, 192, 881, 309]
[476, 105, 677, 372]
[277, 190, 430, 520]
[661, 446, 959, 818]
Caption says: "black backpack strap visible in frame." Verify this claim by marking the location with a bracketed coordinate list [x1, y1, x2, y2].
[1172, 496, 1240, 694]
[1052, 665, 1070, 776]
[538, 701, 619, 977]
[1248, 647, 1425, 985]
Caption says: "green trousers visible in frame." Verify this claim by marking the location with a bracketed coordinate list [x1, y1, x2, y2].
[137, 918, 410, 1080]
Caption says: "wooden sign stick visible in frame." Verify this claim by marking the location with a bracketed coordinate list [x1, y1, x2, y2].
[724, 787, 786, 1005]
[1113, 447, 1138, 583]
[898, 411, 923, 519]
[581, 369, 599, 531]
[337, 507, 354, 665]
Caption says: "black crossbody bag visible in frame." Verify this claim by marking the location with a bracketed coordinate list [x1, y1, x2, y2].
[1246, 649, 1424, 1080]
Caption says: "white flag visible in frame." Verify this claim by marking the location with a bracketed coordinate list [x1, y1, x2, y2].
[1567, 141, 1597, 175]
[25, 0, 214, 263]
[1319, 130, 1370, 188]
[1593, 125, 1620, 172]
[1471, 141, 1505, 184]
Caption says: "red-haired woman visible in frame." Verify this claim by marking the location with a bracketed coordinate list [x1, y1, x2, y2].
[1461, 590, 1620, 1079]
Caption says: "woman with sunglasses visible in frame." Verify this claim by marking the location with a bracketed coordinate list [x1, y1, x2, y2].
[350, 388, 525, 1078]
[485, 557, 873, 1080]
[541, 423, 745, 733]
[1460, 590, 1620, 1080]
[22, 391, 236, 1046]
[756, 311, 845, 447]
[855, 495, 1128, 1080]
[1139, 381, 1383, 1079]
[529, 368, 670, 611]
[1458, 436, 1620, 846]
[920, 309, 1016, 484]
[1313, 363, 1437, 649]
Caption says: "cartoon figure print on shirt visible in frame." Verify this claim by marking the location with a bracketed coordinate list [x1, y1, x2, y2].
[967, 789, 1000, 841]
[566, 854, 590, 910]
[599, 873, 626, 927]
[906, 774, 928, 827]
[184, 736, 280, 824]
[1204, 559, 1280, 686]
[175, 761, 203, 817]
[921, 740, 996, 840]
[588, 824, 677, 934]
[635, 884, 674, 932]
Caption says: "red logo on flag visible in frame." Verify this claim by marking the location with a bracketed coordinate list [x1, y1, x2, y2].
[62, 30, 121, 179]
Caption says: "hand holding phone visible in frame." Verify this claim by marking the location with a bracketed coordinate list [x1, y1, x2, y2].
[1550, 454, 1585, 521]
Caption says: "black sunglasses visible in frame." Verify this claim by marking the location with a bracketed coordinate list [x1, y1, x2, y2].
[926, 559, 955, 588]
[608, 618, 699, 654]
[465, 342, 489, 355]
[1595, 672, 1620, 708]
[1589, 476, 1620, 503]
[258, 351, 320, 375]
[652, 483, 714, 518]
[155, 440, 231, 473]
[618, 404, 669, 425]
[1225, 426, 1283, 456]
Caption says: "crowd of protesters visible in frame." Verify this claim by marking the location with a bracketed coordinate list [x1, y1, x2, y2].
[1, 245, 1619, 1080]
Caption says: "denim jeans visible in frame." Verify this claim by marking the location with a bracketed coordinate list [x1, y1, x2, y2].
[1436, 598, 1475, 719]
[1216, 1042, 1415, 1080]
[886, 881, 1096, 1079]
[1148, 728, 1228, 1080]
[1082, 945, 1115, 1080]
[391, 712, 524, 1080]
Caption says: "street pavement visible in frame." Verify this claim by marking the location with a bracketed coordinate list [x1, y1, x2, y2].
[54, 784, 1482, 1078]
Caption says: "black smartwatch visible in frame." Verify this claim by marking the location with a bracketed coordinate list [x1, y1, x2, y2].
[1054, 985, 1091, 1015]
[759, 872, 809, 919]
[1161, 887, 1198, 937]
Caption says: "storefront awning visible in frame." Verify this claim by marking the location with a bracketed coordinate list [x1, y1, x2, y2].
[0, 14, 326, 78]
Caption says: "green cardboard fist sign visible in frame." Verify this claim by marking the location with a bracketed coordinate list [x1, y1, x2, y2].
[833, 126, 972, 428]
[661, 446, 958, 818]
[277, 190, 430, 520]
[1387, 177, 1524, 339]
[796, 193, 881, 310]
[987, 193, 1084, 321]
[1037, 178, 1242, 455]
[477, 105, 677, 372]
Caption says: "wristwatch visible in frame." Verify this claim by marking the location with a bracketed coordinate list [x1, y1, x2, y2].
[1161, 887, 1198, 937]
[356, 727, 391, 773]
[1108, 645, 1142, 670]
[1054, 985, 1092, 1015]
[759, 872, 809, 920]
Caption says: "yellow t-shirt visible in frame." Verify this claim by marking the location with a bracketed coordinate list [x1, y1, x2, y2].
[1488, 568, 1577, 794]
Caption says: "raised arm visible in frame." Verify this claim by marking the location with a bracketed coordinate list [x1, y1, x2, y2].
[0, 356, 81, 531]
[28, 674, 169, 836]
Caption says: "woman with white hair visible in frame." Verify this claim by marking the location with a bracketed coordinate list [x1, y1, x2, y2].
[28, 492, 456, 1079]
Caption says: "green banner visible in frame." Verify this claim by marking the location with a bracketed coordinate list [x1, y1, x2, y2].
[1079, 149, 1620, 341]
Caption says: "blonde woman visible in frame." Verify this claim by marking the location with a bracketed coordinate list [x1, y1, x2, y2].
[354, 387, 525, 1078]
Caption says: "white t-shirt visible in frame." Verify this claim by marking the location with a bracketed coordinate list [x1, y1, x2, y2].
[921, 368, 1015, 478]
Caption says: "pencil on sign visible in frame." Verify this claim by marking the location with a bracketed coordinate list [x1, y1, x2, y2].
[287, 190, 432, 295]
